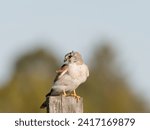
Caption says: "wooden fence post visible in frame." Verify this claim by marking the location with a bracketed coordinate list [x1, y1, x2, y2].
[47, 96, 83, 113]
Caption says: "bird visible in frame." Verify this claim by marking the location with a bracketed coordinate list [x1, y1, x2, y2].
[40, 51, 89, 109]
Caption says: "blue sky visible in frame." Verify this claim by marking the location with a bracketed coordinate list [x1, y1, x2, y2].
[0, 0, 150, 102]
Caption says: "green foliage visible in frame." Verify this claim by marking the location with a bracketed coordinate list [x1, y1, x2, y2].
[78, 44, 146, 112]
[0, 44, 148, 112]
[0, 49, 58, 112]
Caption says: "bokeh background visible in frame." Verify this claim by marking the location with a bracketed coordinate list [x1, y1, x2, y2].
[0, 0, 150, 112]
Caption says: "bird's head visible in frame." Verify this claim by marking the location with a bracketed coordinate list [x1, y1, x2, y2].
[64, 51, 74, 62]
[64, 51, 83, 64]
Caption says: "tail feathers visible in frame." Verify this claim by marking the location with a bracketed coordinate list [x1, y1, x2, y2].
[40, 89, 61, 109]
[40, 97, 49, 109]
[46, 89, 54, 97]
[40, 100, 47, 109]
[40, 90, 52, 109]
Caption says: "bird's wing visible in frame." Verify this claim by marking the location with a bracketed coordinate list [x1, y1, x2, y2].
[54, 64, 69, 83]
[45, 64, 69, 97]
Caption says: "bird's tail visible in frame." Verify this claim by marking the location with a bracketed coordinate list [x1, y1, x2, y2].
[40, 89, 56, 109]
[40, 97, 49, 109]
[40, 100, 47, 109]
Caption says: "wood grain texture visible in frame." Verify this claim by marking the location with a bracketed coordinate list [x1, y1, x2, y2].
[48, 96, 83, 113]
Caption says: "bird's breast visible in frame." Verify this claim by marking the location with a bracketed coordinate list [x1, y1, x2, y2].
[68, 63, 88, 83]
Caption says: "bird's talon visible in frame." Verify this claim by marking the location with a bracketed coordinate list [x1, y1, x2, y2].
[62, 90, 67, 96]
[71, 90, 80, 102]
[75, 95, 80, 102]
[62, 94, 67, 97]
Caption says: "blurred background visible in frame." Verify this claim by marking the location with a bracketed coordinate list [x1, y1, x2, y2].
[0, 0, 150, 112]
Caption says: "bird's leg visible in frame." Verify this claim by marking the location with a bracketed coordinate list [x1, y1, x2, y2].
[62, 90, 67, 96]
[71, 90, 80, 101]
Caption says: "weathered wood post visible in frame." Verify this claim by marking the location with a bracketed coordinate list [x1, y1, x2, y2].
[47, 96, 83, 113]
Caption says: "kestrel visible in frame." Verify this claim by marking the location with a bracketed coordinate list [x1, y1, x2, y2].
[40, 51, 89, 109]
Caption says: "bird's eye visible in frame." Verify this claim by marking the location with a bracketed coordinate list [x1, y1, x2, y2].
[69, 55, 72, 58]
